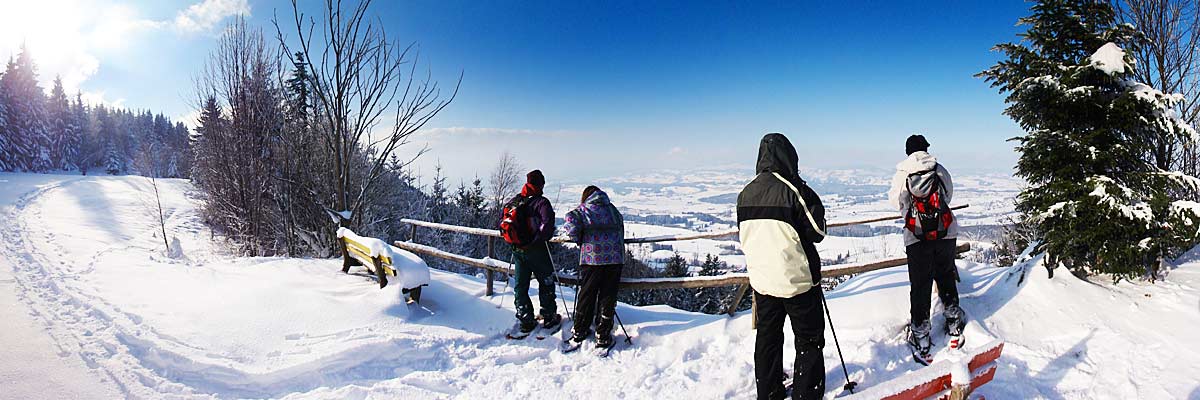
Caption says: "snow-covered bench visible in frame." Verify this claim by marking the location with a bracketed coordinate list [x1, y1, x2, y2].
[337, 228, 431, 302]
[845, 340, 1003, 400]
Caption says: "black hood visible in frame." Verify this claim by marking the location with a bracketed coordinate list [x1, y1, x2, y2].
[756, 133, 799, 178]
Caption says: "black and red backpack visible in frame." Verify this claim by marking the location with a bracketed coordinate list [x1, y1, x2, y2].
[500, 194, 537, 248]
[904, 166, 955, 241]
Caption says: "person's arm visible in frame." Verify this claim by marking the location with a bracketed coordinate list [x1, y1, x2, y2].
[535, 198, 556, 243]
[938, 164, 953, 204]
[562, 209, 582, 243]
[887, 169, 906, 212]
[795, 183, 827, 244]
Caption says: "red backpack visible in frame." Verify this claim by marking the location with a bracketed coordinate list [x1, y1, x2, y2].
[500, 194, 536, 248]
[904, 166, 954, 241]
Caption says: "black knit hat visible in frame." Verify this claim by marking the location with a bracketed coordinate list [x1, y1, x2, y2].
[526, 169, 546, 188]
[905, 134, 930, 155]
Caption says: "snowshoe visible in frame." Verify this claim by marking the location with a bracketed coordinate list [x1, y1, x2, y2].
[536, 314, 563, 340]
[907, 322, 933, 366]
[560, 332, 587, 353]
[505, 320, 539, 340]
[944, 305, 966, 349]
[594, 335, 616, 358]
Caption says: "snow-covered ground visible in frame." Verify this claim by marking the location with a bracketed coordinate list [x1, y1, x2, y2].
[2, 172, 1199, 399]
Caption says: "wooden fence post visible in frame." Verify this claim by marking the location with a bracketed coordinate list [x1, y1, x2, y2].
[485, 237, 495, 296]
[410, 224, 417, 243]
[726, 283, 750, 316]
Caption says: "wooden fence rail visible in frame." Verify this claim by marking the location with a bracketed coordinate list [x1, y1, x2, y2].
[400, 203, 971, 312]
[401, 204, 968, 244]
[394, 239, 970, 315]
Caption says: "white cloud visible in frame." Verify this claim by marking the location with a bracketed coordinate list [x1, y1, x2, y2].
[667, 146, 687, 156]
[80, 90, 126, 109]
[173, 0, 251, 34]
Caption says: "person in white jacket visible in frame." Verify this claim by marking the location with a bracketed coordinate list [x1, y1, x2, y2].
[887, 134, 964, 364]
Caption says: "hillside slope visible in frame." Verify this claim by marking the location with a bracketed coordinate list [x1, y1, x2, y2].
[1, 173, 1197, 399]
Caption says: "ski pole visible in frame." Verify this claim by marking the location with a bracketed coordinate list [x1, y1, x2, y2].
[613, 309, 633, 344]
[545, 241, 574, 322]
[495, 253, 514, 309]
[820, 289, 857, 394]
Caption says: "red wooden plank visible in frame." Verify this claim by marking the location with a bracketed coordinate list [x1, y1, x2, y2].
[969, 365, 998, 391]
[880, 375, 953, 400]
[968, 342, 1004, 373]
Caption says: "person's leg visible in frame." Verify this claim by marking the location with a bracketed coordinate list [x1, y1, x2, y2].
[786, 290, 826, 400]
[594, 265, 623, 342]
[906, 242, 935, 327]
[754, 291, 787, 400]
[932, 239, 964, 332]
[572, 266, 600, 338]
[512, 250, 535, 327]
[528, 245, 558, 319]
[932, 239, 961, 311]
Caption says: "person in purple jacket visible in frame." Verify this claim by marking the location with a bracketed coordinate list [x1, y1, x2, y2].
[509, 170, 560, 336]
[560, 186, 625, 351]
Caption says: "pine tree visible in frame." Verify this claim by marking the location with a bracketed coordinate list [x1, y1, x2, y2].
[979, 0, 1200, 280]
[71, 93, 96, 175]
[663, 252, 688, 278]
[47, 76, 77, 170]
[0, 46, 53, 171]
[0, 69, 8, 171]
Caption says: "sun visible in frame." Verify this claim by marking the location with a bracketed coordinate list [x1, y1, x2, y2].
[0, 0, 156, 93]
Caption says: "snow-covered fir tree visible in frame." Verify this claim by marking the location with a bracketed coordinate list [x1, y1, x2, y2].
[980, 0, 1200, 280]
[0, 46, 53, 171]
[47, 76, 79, 171]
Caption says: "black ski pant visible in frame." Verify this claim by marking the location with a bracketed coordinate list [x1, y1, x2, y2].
[754, 289, 825, 400]
[513, 244, 557, 324]
[571, 264, 622, 340]
[906, 239, 960, 327]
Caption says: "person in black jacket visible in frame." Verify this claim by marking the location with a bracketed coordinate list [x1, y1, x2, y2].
[737, 133, 828, 400]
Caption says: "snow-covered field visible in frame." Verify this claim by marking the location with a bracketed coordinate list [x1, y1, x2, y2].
[2, 172, 1199, 399]
[564, 165, 1022, 268]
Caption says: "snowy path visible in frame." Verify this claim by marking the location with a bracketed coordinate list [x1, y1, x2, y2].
[2, 173, 1199, 399]
[0, 175, 123, 399]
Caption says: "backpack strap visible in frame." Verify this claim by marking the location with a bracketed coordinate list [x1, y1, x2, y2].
[771, 172, 826, 239]
[905, 164, 943, 198]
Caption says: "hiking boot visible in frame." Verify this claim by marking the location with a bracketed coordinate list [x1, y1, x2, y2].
[542, 313, 562, 330]
[907, 321, 933, 365]
[519, 319, 538, 334]
[596, 334, 615, 349]
[944, 305, 966, 337]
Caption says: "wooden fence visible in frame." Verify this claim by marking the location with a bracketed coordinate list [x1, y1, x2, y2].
[395, 204, 970, 316]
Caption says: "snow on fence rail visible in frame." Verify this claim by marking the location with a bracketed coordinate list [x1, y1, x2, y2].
[400, 204, 969, 244]
[843, 340, 1004, 400]
[394, 237, 969, 317]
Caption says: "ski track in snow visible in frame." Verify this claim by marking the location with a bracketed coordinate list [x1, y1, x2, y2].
[2, 173, 1200, 399]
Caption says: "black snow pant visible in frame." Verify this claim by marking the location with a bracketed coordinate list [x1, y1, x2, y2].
[513, 244, 557, 325]
[906, 239, 960, 327]
[754, 289, 825, 400]
[571, 264, 622, 340]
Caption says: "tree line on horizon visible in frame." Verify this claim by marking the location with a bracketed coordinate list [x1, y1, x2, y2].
[0, 45, 191, 177]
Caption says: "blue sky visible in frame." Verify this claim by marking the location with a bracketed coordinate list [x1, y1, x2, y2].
[1, 0, 1032, 183]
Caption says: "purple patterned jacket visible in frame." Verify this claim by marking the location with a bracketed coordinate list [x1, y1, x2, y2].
[562, 190, 626, 266]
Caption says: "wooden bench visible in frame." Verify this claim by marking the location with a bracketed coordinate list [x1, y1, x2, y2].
[339, 230, 424, 303]
[847, 340, 1004, 400]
